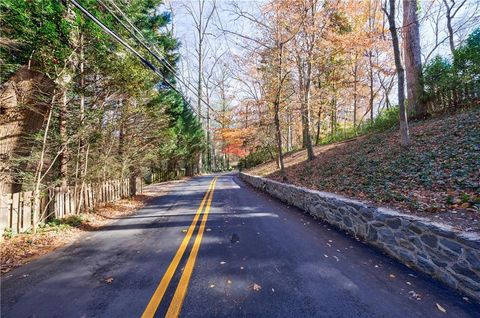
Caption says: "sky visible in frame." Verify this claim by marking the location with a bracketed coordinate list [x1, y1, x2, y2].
[160, 0, 479, 120]
[164, 1, 260, 115]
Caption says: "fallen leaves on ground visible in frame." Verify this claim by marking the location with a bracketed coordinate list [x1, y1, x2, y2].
[1, 180, 182, 275]
[436, 303, 447, 313]
[252, 283, 262, 291]
[408, 290, 422, 301]
[249, 108, 480, 232]
[1, 197, 144, 274]
[1, 228, 80, 274]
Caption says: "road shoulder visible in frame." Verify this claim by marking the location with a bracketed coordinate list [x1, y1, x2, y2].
[1, 178, 189, 275]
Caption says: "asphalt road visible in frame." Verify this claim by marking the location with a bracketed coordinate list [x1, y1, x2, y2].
[1, 174, 479, 318]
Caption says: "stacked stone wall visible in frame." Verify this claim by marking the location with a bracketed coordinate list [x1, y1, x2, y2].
[239, 172, 480, 301]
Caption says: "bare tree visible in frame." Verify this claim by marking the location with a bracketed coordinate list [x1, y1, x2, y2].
[423, 0, 479, 63]
[442, 0, 468, 54]
[183, 0, 217, 172]
[223, 1, 300, 177]
[201, 49, 224, 171]
[291, 0, 317, 161]
[213, 62, 233, 170]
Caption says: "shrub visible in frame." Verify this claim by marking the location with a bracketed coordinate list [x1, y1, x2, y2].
[423, 28, 480, 113]
[322, 107, 399, 145]
[41, 215, 84, 232]
[238, 146, 276, 170]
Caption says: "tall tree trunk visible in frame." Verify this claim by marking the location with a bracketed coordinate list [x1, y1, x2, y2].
[386, 0, 410, 147]
[118, 99, 126, 179]
[353, 56, 358, 128]
[75, 31, 86, 213]
[368, 50, 375, 122]
[315, 105, 322, 145]
[206, 104, 211, 171]
[58, 87, 69, 188]
[287, 112, 292, 152]
[273, 101, 285, 177]
[79, 31, 85, 148]
[330, 97, 337, 136]
[403, 0, 426, 118]
[298, 70, 314, 160]
[196, 0, 204, 173]
[32, 93, 55, 234]
[302, 98, 314, 161]
[244, 100, 249, 156]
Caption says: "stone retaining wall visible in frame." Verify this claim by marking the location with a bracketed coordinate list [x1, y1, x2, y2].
[239, 172, 480, 301]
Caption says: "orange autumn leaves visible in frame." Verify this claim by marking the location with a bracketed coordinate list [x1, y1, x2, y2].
[216, 127, 253, 158]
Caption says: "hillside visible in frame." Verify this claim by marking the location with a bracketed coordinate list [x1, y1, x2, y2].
[247, 107, 480, 232]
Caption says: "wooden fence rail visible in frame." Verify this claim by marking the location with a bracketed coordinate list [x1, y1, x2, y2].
[426, 82, 480, 114]
[149, 170, 186, 184]
[0, 177, 143, 235]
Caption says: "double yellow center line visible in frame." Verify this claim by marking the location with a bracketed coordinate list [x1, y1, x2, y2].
[142, 177, 218, 318]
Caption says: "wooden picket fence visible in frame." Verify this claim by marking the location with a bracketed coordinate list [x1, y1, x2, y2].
[149, 170, 186, 184]
[0, 178, 143, 234]
[426, 81, 480, 115]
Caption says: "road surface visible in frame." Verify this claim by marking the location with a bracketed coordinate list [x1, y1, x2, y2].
[1, 174, 479, 317]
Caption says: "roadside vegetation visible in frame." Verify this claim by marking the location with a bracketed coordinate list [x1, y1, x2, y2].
[0, 0, 203, 197]
[1, 0, 479, 267]
[239, 107, 401, 169]
[0, 196, 145, 275]
[248, 107, 480, 232]
[0, 180, 182, 274]
[243, 24, 480, 233]
[0, 0, 206, 235]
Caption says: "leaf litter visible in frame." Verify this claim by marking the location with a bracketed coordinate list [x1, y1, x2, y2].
[249, 108, 480, 233]
[252, 283, 262, 291]
[1, 181, 181, 275]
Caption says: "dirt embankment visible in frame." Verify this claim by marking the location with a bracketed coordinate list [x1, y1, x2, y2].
[248, 108, 480, 232]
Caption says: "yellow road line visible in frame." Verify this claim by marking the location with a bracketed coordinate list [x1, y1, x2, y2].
[165, 177, 218, 318]
[141, 177, 217, 318]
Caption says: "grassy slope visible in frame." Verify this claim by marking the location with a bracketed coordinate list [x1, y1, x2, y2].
[248, 107, 480, 232]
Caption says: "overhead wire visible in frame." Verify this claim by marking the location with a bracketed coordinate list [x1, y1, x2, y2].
[103, 0, 222, 122]
[68, 0, 205, 120]
[101, 0, 184, 83]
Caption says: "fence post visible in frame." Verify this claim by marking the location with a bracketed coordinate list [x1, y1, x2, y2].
[0, 177, 152, 234]
[0, 193, 11, 234]
[22, 191, 33, 231]
[11, 192, 20, 234]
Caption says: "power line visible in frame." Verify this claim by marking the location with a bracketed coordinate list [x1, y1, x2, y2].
[68, 0, 205, 120]
[70, 0, 153, 70]
[100, 0, 179, 78]
[104, 0, 221, 121]
[109, 0, 221, 120]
